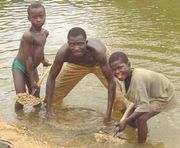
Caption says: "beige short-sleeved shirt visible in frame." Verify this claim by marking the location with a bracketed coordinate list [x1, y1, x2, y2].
[124, 68, 176, 112]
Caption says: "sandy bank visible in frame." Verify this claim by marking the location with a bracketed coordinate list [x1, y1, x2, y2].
[0, 119, 55, 148]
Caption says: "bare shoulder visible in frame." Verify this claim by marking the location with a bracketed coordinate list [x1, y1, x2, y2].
[22, 30, 33, 41]
[87, 38, 107, 61]
[42, 28, 49, 37]
[87, 38, 106, 53]
[55, 43, 69, 61]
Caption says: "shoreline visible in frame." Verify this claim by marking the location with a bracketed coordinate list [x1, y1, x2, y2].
[0, 119, 55, 148]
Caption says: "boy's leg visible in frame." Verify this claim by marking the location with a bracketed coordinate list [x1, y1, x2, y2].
[53, 63, 89, 105]
[137, 110, 160, 143]
[12, 69, 26, 110]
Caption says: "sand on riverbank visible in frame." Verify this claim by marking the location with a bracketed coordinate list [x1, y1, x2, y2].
[0, 119, 55, 148]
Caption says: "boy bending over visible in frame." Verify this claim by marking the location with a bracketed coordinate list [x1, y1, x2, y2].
[109, 51, 176, 143]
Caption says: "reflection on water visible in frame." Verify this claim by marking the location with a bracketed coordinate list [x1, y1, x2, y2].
[0, 0, 179, 147]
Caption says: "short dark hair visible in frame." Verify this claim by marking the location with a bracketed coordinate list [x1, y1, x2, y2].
[109, 51, 129, 64]
[27, 3, 45, 15]
[67, 27, 86, 40]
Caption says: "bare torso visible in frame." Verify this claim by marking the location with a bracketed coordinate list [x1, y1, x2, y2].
[62, 38, 106, 67]
[16, 28, 48, 68]
[46, 37, 115, 122]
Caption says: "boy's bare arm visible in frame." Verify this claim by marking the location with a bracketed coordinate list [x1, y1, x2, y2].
[97, 50, 116, 122]
[46, 50, 65, 117]
[41, 30, 50, 66]
[116, 111, 145, 133]
[22, 32, 37, 89]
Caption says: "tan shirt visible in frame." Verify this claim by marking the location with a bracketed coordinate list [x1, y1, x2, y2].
[124, 68, 175, 112]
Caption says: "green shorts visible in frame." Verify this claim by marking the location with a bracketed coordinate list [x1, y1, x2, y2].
[12, 58, 37, 76]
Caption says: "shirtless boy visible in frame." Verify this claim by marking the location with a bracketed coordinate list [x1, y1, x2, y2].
[109, 51, 176, 143]
[12, 3, 50, 110]
[45, 27, 121, 122]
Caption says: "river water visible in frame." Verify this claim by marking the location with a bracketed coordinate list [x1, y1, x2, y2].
[0, 0, 179, 148]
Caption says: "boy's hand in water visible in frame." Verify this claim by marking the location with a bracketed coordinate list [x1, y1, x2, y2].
[115, 120, 126, 133]
[42, 58, 51, 67]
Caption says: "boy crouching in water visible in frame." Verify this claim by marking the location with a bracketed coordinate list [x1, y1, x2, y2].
[12, 3, 50, 110]
[109, 51, 176, 144]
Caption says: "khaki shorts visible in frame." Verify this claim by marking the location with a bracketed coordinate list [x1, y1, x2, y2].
[53, 48, 128, 111]
[150, 96, 177, 112]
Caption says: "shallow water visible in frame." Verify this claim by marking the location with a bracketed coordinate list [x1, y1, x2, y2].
[0, 0, 179, 147]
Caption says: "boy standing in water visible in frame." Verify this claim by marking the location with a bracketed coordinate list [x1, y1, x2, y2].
[109, 52, 176, 143]
[12, 3, 50, 110]
[45, 27, 128, 122]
